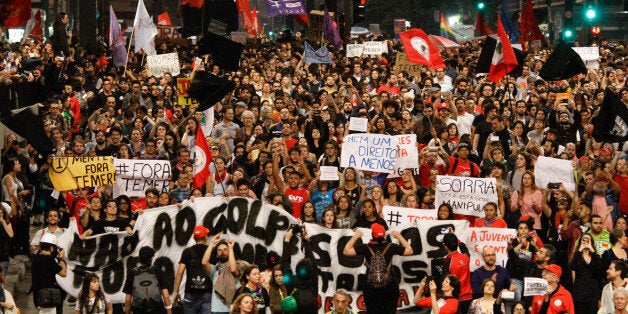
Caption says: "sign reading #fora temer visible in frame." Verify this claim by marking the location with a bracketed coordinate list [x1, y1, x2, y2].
[49, 157, 115, 191]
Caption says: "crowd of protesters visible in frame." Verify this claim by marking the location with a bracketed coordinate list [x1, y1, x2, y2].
[0, 10, 627, 314]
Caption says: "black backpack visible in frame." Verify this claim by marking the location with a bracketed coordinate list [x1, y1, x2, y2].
[186, 246, 212, 293]
[131, 266, 164, 312]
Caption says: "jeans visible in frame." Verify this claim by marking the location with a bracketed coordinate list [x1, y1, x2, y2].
[183, 291, 212, 314]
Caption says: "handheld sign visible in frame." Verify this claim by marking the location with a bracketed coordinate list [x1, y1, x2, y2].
[113, 159, 171, 197]
[434, 176, 498, 217]
[348, 117, 368, 132]
[319, 166, 340, 181]
[534, 156, 576, 191]
[49, 157, 115, 191]
[382, 206, 437, 227]
[146, 53, 180, 77]
[340, 133, 399, 173]
[524, 277, 548, 296]
[467, 227, 517, 271]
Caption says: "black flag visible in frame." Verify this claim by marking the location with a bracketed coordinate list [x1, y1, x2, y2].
[197, 32, 244, 71]
[592, 88, 628, 143]
[539, 41, 587, 81]
[188, 71, 236, 112]
[1, 106, 55, 156]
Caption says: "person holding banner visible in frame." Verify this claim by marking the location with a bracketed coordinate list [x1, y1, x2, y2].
[343, 224, 412, 314]
[352, 199, 388, 229]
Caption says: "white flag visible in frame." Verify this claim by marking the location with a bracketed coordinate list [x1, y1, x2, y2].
[133, 0, 158, 56]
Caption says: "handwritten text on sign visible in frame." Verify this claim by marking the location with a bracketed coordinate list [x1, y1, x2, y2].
[346, 44, 364, 58]
[383, 206, 437, 227]
[146, 53, 180, 77]
[55, 197, 469, 311]
[467, 227, 516, 271]
[49, 157, 115, 191]
[113, 159, 171, 197]
[341, 133, 398, 173]
[534, 156, 576, 191]
[362, 41, 386, 55]
[523, 277, 548, 296]
[434, 176, 498, 217]
[389, 134, 419, 177]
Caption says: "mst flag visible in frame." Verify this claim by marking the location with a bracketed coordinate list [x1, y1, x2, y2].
[0, 0, 31, 27]
[486, 15, 518, 83]
[399, 28, 445, 69]
[22, 8, 42, 41]
[592, 88, 628, 143]
[193, 126, 213, 187]
[157, 11, 172, 26]
[539, 41, 586, 81]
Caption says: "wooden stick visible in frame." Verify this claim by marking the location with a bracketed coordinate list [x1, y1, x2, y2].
[123, 27, 135, 76]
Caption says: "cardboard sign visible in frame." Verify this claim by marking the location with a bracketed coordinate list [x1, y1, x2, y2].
[467, 227, 517, 271]
[394, 52, 423, 77]
[434, 176, 498, 217]
[340, 133, 399, 173]
[146, 53, 180, 77]
[534, 156, 576, 191]
[362, 41, 386, 55]
[382, 206, 438, 227]
[113, 159, 171, 197]
[176, 78, 198, 106]
[49, 157, 115, 191]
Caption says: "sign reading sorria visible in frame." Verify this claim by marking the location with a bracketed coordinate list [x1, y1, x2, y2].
[55, 197, 469, 311]
[48, 157, 115, 191]
[434, 175, 498, 217]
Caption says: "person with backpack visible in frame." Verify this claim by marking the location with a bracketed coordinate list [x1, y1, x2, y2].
[343, 223, 413, 314]
[173, 225, 213, 314]
[123, 246, 173, 314]
[31, 233, 67, 314]
[447, 142, 480, 177]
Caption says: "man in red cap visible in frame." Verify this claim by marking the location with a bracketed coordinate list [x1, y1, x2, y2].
[343, 223, 413, 314]
[173, 225, 212, 313]
[531, 264, 574, 314]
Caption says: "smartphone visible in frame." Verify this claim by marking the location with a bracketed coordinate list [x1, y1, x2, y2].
[548, 183, 559, 189]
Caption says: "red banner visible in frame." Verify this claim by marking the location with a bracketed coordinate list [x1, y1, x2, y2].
[0, 0, 32, 28]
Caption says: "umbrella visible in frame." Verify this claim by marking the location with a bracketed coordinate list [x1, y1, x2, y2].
[429, 35, 461, 49]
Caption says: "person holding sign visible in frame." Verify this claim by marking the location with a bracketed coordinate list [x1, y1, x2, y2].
[531, 264, 574, 314]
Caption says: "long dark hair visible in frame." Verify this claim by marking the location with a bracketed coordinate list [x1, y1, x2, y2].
[77, 273, 106, 314]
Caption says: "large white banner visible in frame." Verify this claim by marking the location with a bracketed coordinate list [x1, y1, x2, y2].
[467, 227, 517, 271]
[146, 53, 180, 77]
[55, 197, 470, 312]
[434, 176, 498, 217]
[113, 159, 171, 197]
[534, 156, 576, 191]
[340, 133, 399, 173]
[388, 134, 419, 177]
[382, 205, 438, 227]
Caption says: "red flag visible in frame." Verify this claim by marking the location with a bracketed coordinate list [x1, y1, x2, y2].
[475, 11, 494, 36]
[519, 0, 545, 49]
[0, 0, 32, 28]
[294, 14, 309, 27]
[180, 0, 204, 9]
[488, 15, 519, 83]
[251, 6, 260, 36]
[157, 11, 172, 26]
[399, 28, 445, 69]
[193, 126, 213, 188]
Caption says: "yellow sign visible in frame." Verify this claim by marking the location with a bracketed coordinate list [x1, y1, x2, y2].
[177, 78, 198, 106]
[394, 52, 422, 78]
[49, 157, 115, 191]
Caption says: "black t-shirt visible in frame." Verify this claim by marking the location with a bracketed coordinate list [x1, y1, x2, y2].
[474, 120, 493, 156]
[352, 217, 389, 230]
[179, 243, 210, 292]
[31, 254, 62, 291]
[92, 217, 128, 234]
[355, 241, 405, 284]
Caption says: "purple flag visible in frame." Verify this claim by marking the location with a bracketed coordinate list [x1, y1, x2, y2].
[109, 6, 128, 67]
[323, 6, 341, 49]
[265, 0, 306, 17]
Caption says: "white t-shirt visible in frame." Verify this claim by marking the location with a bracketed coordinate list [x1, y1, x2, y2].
[74, 296, 109, 314]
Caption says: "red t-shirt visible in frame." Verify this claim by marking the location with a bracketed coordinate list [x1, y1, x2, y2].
[285, 188, 308, 218]
[474, 218, 508, 228]
[65, 191, 98, 234]
[613, 173, 628, 214]
[416, 297, 458, 314]
[447, 251, 472, 301]
[448, 156, 479, 177]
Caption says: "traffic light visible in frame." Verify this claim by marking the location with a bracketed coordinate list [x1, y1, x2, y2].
[585, 6, 596, 20]
[590, 26, 601, 37]
[562, 28, 574, 40]
[353, 0, 365, 25]
[477, 1, 485, 10]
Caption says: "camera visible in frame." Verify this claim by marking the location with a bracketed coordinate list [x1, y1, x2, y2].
[548, 183, 559, 189]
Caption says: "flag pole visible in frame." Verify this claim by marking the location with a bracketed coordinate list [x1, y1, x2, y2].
[123, 27, 135, 77]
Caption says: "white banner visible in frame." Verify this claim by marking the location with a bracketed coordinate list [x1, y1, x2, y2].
[346, 44, 364, 58]
[467, 227, 517, 271]
[382, 206, 438, 227]
[572, 47, 599, 69]
[55, 197, 470, 311]
[146, 53, 180, 77]
[534, 156, 576, 191]
[388, 134, 419, 177]
[340, 133, 399, 173]
[434, 176, 498, 217]
[113, 159, 171, 197]
[523, 277, 548, 296]
[362, 41, 386, 55]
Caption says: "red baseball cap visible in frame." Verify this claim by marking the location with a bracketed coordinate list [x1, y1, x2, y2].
[371, 223, 386, 238]
[193, 226, 210, 239]
[436, 102, 450, 110]
[543, 264, 562, 278]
